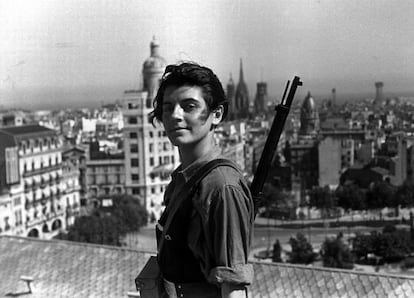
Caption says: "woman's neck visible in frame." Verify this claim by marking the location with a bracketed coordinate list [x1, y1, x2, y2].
[179, 133, 216, 169]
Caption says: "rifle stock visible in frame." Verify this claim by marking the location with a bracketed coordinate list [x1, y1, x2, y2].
[251, 76, 303, 216]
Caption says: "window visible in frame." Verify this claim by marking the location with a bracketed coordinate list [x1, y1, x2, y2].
[131, 174, 139, 181]
[129, 132, 138, 139]
[128, 103, 139, 109]
[14, 210, 22, 226]
[131, 158, 139, 167]
[128, 117, 138, 124]
[4, 217, 10, 230]
[149, 143, 154, 153]
[150, 157, 154, 166]
[159, 156, 162, 165]
[130, 144, 138, 153]
[151, 187, 155, 194]
[132, 188, 140, 195]
[149, 131, 154, 138]
[14, 196, 21, 205]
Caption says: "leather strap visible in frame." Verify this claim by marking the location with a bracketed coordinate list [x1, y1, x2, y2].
[157, 158, 239, 254]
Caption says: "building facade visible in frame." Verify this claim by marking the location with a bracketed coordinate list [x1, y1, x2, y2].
[0, 125, 75, 239]
[123, 39, 180, 220]
[85, 152, 125, 200]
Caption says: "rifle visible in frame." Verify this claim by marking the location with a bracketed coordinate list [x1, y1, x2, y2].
[251, 76, 303, 216]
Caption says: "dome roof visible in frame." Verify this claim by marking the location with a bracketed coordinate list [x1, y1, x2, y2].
[143, 37, 166, 71]
[143, 56, 166, 70]
[302, 92, 315, 112]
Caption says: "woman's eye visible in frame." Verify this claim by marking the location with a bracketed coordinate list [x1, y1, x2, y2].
[183, 103, 197, 111]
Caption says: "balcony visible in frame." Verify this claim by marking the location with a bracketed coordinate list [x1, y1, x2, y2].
[23, 164, 62, 178]
[25, 209, 64, 229]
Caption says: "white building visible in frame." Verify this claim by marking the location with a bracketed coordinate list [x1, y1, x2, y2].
[122, 38, 180, 220]
[0, 125, 80, 239]
[122, 89, 179, 220]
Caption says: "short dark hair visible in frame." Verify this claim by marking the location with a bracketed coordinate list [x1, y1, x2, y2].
[149, 62, 228, 125]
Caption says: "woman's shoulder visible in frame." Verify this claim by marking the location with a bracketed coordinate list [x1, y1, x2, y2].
[195, 160, 251, 198]
[203, 159, 244, 186]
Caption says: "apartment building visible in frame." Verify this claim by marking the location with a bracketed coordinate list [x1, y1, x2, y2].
[0, 125, 77, 239]
[61, 147, 83, 226]
[85, 152, 126, 200]
[122, 38, 180, 219]
[122, 90, 179, 220]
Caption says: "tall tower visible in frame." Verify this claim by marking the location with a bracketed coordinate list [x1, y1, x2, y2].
[235, 58, 249, 119]
[374, 82, 384, 106]
[124, 38, 180, 220]
[300, 92, 319, 135]
[142, 37, 167, 108]
[254, 82, 268, 115]
[226, 73, 236, 121]
[331, 88, 336, 106]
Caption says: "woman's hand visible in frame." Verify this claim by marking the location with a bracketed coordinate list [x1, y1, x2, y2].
[221, 283, 246, 298]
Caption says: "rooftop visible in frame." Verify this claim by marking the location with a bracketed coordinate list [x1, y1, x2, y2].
[0, 125, 55, 136]
[2, 235, 414, 297]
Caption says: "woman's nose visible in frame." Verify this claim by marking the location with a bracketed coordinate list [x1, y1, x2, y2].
[171, 105, 184, 119]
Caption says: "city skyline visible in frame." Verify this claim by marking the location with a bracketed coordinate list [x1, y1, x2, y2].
[1, 0, 414, 110]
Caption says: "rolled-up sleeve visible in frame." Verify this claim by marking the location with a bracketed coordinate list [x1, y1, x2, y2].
[206, 185, 254, 285]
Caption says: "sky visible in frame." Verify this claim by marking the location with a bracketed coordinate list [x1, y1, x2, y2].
[1, 0, 414, 109]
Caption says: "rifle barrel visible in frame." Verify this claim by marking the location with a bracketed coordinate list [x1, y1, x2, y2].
[251, 76, 303, 201]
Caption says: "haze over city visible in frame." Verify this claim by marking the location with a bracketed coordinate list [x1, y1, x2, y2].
[1, 0, 414, 110]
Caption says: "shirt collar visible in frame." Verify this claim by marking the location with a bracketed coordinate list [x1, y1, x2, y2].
[172, 147, 221, 183]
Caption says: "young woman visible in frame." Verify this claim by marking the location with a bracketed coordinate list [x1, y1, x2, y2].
[149, 62, 254, 298]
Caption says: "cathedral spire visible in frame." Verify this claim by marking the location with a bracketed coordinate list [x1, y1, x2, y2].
[239, 58, 245, 84]
[235, 58, 249, 118]
[228, 73, 234, 85]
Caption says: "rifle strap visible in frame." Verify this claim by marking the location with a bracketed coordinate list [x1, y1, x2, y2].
[157, 158, 238, 255]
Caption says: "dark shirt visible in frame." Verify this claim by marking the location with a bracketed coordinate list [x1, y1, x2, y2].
[157, 149, 254, 286]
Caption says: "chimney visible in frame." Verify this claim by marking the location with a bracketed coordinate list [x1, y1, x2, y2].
[375, 82, 384, 105]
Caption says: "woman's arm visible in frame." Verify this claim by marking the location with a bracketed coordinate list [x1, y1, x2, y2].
[221, 283, 247, 298]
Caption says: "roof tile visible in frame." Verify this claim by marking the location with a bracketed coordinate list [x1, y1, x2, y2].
[3, 236, 414, 297]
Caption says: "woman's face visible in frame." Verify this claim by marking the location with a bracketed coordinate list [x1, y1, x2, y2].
[161, 85, 217, 147]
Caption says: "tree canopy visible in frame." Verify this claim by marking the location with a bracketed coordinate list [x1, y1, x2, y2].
[321, 233, 354, 269]
[366, 181, 396, 209]
[335, 182, 366, 210]
[308, 186, 337, 217]
[55, 194, 148, 246]
[288, 233, 317, 264]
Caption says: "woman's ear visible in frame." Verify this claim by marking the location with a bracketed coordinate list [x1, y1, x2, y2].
[212, 105, 224, 125]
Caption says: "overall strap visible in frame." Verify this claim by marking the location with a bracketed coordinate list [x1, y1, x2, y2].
[157, 159, 238, 254]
